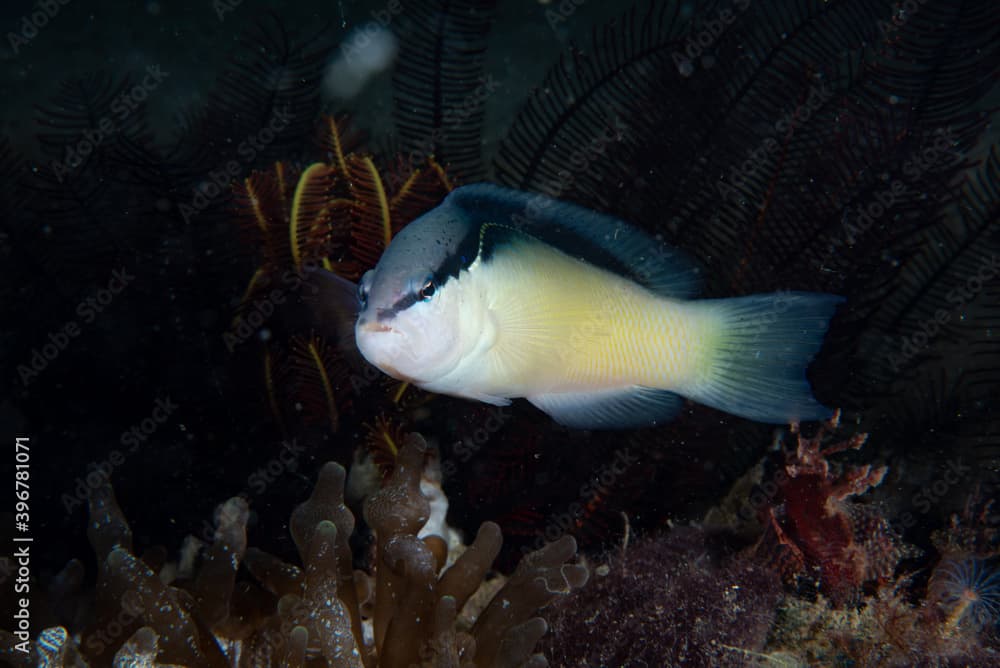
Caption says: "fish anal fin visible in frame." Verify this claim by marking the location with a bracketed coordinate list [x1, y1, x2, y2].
[527, 386, 683, 430]
[467, 393, 511, 407]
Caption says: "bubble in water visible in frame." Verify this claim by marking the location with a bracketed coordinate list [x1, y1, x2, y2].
[322, 24, 399, 101]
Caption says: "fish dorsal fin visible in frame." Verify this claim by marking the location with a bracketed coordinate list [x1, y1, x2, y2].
[476, 221, 546, 264]
[446, 183, 702, 299]
[528, 387, 684, 429]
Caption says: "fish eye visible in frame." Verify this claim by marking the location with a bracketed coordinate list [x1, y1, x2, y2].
[357, 282, 368, 307]
[420, 279, 436, 301]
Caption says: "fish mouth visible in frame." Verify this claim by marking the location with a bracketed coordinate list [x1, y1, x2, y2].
[360, 321, 394, 333]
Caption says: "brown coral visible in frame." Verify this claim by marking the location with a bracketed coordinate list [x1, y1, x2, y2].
[2, 434, 588, 667]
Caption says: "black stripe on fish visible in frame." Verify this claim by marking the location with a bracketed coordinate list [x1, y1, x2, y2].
[380, 217, 481, 318]
[378, 292, 421, 320]
[431, 216, 481, 285]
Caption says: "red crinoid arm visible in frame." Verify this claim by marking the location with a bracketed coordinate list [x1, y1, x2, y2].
[389, 156, 454, 235]
[347, 155, 393, 269]
[263, 348, 287, 437]
[231, 266, 269, 322]
[321, 190, 364, 280]
[364, 414, 407, 481]
[318, 114, 366, 176]
[322, 115, 350, 175]
[232, 161, 299, 265]
[289, 163, 339, 271]
[288, 334, 347, 433]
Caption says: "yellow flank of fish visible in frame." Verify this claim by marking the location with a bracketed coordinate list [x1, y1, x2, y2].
[468, 235, 718, 396]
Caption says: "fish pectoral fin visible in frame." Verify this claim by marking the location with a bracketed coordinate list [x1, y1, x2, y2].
[301, 267, 365, 366]
[527, 387, 683, 430]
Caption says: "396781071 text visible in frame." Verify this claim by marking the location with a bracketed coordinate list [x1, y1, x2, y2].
[12, 436, 33, 654]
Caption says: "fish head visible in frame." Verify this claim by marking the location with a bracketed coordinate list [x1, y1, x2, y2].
[355, 206, 480, 385]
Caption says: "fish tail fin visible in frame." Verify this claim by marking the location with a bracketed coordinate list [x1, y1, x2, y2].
[685, 292, 844, 424]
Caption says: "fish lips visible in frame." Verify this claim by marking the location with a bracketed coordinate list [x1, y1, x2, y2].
[355, 320, 421, 383]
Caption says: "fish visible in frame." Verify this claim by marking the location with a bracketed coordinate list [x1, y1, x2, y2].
[313, 183, 844, 429]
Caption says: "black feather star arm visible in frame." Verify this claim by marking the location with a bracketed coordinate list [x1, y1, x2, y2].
[33, 71, 153, 162]
[869, 360, 1000, 487]
[860, 0, 999, 127]
[391, 0, 497, 182]
[632, 0, 994, 296]
[491, 0, 995, 297]
[24, 72, 155, 282]
[485, 0, 997, 506]
[492, 0, 699, 207]
[837, 146, 1000, 427]
[756, 0, 998, 291]
[186, 12, 335, 169]
[491, 0, 902, 277]
[0, 136, 74, 302]
[101, 15, 343, 352]
[2, 14, 341, 411]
